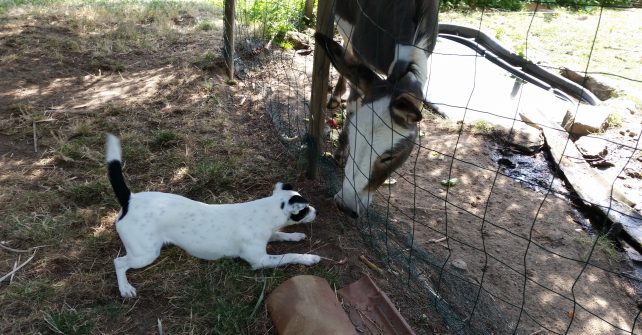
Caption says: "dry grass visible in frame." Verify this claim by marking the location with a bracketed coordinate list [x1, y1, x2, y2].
[0, 1, 351, 334]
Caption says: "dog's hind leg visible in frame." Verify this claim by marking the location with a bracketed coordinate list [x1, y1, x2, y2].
[114, 252, 159, 298]
[269, 232, 306, 242]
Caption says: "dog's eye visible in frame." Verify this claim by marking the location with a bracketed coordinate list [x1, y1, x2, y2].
[290, 207, 310, 222]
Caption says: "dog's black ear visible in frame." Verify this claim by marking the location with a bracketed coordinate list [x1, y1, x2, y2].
[288, 195, 308, 205]
[281, 183, 293, 191]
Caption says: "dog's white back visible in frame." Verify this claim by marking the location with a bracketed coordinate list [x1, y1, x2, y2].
[106, 134, 320, 298]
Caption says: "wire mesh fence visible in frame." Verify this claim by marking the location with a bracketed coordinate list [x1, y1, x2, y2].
[226, 0, 642, 333]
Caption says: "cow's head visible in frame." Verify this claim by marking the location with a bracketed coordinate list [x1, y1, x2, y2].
[314, 33, 425, 218]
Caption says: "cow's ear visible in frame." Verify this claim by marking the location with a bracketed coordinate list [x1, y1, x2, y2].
[313, 32, 384, 96]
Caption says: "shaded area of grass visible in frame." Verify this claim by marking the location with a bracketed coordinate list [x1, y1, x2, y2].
[0, 2, 353, 334]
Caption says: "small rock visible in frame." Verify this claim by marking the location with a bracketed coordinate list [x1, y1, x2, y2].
[629, 131, 639, 138]
[284, 31, 310, 50]
[589, 159, 615, 168]
[451, 259, 467, 271]
[625, 168, 641, 179]
[560, 68, 617, 100]
[575, 136, 608, 158]
[562, 104, 610, 136]
[497, 122, 544, 154]
[624, 245, 642, 263]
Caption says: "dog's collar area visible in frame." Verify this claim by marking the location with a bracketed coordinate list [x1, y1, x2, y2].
[290, 206, 310, 222]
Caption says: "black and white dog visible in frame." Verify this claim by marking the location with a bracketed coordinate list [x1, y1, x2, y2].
[105, 134, 320, 298]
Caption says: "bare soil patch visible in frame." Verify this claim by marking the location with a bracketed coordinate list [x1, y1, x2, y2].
[0, 3, 448, 334]
[370, 123, 642, 334]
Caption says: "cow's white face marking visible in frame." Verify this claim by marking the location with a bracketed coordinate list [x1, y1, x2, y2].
[334, 95, 419, 217]
[315, 33, 425, 218]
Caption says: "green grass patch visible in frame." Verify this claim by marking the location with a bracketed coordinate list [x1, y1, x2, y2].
[308, 264, 343, 289]
[66, 180, 111, 207]
[278, 40, 294, 50]
[594, 234, 619, 259]
[89, 56, 126, 72]
[172, 259, 282, 333]
[193, 158, 239, 189]
[91, 303, 128, 323]
[470, 119, 495, 134]
[605, 112, 623, 129]
[3, 278, 57, 303]
[54, 135, 103, 165]
[2, 208, 82, 244]
[44, 307, 95, 335]
[197, 19, 215, 31]
[57, 140, 85, 162]
[85, 233, 110, 251]
[203, 50, 216, 63]
[152, 130, 181, 148]
[122, 138, 151, 160]
[576, 233, 621, 261]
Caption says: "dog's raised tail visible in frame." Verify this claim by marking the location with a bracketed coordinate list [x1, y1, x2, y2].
[106, 133, 131, 217]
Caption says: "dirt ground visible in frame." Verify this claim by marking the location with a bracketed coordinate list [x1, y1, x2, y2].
[2, 2, 642, 335]
[0, 4, 449, 334]
[372, 123, 642, 334]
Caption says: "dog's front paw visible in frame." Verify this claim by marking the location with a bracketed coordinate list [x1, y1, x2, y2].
[119, 283, 137, 298]
[300, 254, 321, 266]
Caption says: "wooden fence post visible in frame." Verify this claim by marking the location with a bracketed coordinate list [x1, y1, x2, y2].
[306, 0, 334, 179]
[223, 0, 236, 80]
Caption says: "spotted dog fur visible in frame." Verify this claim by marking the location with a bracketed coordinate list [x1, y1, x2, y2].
[105, 134, 320, 298]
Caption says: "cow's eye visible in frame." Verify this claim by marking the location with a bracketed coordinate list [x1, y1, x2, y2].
[380, 154, 394, 163]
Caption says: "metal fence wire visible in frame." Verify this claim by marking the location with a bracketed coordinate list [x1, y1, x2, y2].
[226, 0, 642, 333]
